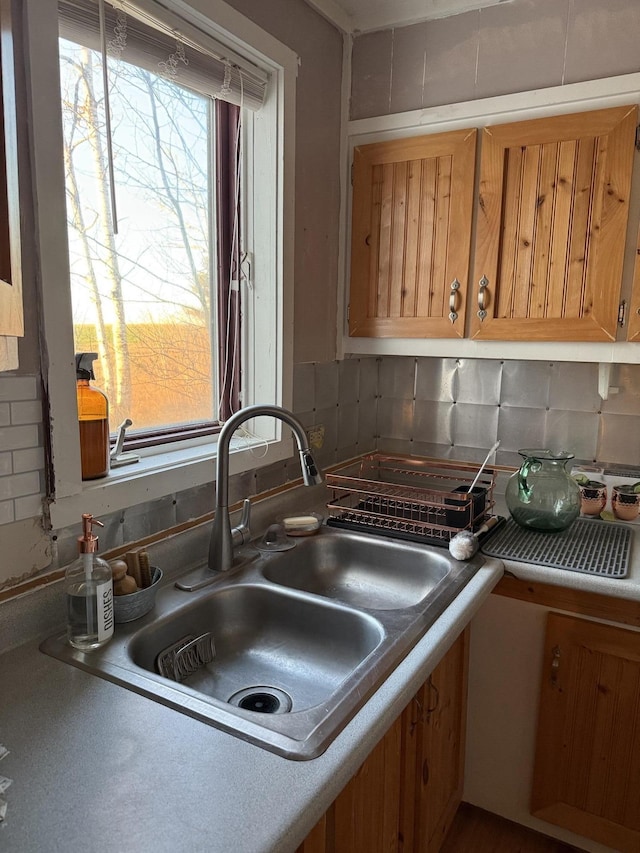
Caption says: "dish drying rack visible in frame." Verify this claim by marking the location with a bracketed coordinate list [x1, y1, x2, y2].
[326, 453, 496, 546]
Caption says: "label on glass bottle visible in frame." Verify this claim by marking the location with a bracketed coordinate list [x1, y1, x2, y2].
[96, 580, 114, 642]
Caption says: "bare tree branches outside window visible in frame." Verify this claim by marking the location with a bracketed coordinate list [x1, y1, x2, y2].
[59, 38, 216, 434]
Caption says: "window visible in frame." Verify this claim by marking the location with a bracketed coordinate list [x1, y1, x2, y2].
[58, 0, 253, 444]
[27, 0, 298, 527]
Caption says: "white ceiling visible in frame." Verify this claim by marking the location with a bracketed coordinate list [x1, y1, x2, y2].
[308, 0, 512, 32]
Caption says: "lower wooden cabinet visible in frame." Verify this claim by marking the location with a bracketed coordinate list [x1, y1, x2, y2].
[297, 629, 469, 853]
[531, 612, 640, 852]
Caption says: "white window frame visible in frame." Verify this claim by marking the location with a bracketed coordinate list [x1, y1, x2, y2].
[25, 0, 299, 530]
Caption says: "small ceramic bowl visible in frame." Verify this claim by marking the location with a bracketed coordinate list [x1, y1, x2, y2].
[114, 567, 163, 623]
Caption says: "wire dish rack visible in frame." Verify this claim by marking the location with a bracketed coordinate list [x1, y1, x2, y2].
[326, 453, 496, 546]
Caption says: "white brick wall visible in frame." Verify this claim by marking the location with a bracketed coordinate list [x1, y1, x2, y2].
[0, 375, 44, 525]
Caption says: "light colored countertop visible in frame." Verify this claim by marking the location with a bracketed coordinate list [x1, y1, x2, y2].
[0, 559, 501, 852]
[1, 487, 638, 852]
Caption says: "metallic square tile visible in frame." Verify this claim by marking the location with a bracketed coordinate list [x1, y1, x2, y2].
[293, 362, 315, 415]
[314, 361, 339, 411]
[455, 359, 502, 406]
[549, 363, 600, 413]
[379, 356, 416, 400]
[338, 358, 360, 406]
[358, 358, 379, 402]
[544, 409, 599, 460]
[600, 364, 640, 416]
[413, 400, 454, 445]
[598, 412, 640, 467]
[377, 437, 413, 457]
[377, 396, 415, 441]
[337, 402, 359, 449]
[415, 357, 456, 403]
[412, 441, 455, 460]
[500, 361, 551, 409]
[453, 402, 499, 449]
[497, 406, 547, 452]
[357, 397, 378, 446]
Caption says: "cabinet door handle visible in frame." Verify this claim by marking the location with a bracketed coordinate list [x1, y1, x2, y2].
[477, 275, 489, 321]
[449, 278, 460, 323]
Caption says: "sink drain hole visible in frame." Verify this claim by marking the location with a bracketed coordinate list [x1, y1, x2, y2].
[228, 686, 292, 714]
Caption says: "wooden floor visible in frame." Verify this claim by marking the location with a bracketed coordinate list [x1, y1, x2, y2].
[440, 803, 582, 853]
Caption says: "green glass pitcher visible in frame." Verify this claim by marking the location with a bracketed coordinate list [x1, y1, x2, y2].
[505, 449, 580, 532]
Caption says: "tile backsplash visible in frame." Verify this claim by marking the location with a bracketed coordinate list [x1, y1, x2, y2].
[375, 357, 640, 471]
[0, 375, 44, 526]
[3, 355, 640, 593]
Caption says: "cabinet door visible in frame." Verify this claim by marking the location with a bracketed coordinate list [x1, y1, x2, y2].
[532, 612, 640, 852]
[331, 712, 403, 853]
[626, 221, 640, 342]
[297, 630, 469, 853]
[413, 629, 469, 853]
[0, 0, 23, 337]
[471, 105, 637, 342]
[349, 129, 476, 339]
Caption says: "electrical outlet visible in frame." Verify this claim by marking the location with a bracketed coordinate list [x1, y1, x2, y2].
[308, 425, 325, 450]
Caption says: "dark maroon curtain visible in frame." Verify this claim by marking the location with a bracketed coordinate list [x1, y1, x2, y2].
[215, 100, 241, 422]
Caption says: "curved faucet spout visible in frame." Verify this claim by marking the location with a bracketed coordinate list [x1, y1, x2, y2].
[209, 405, 323, 571]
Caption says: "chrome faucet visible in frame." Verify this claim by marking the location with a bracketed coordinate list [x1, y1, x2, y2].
[208, 404, 323, 572]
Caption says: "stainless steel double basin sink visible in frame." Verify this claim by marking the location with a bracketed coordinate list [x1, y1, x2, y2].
[42, 525, 485, 759]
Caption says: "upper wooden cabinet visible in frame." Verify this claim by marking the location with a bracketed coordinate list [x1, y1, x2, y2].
[348, 105, 640, 345]
[349, 129, 477, 339]
[471, 105, 637, 341]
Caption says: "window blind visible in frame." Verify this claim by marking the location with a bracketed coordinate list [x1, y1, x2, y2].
[58, 0, 268, 110]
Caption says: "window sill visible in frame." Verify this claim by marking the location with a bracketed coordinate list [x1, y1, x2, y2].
[47, 433, 293, 530]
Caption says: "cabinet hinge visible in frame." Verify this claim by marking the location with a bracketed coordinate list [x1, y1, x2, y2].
[635, 124, 640, 151]
[347, 304, 350, 322]
[618, 300, 627, 327]
[350, 162, 354, 185]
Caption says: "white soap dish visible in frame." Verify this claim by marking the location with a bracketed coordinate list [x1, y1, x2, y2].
[281, 512, 323, 536]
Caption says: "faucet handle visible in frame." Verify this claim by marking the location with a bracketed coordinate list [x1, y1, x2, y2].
[231, 498, 252, 546]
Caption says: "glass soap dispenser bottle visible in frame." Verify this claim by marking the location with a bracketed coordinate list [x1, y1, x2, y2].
[75, 352, 110, 480]
[65, 513, 114, 650]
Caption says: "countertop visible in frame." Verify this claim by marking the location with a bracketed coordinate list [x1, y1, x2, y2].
[1, 489, 639, 852]
[0, 563, 502, 852]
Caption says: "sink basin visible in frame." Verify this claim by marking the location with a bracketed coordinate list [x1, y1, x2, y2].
[130, 584, 383, 713]
[261, 528, 451, 609]
[41, 526, 486, 759]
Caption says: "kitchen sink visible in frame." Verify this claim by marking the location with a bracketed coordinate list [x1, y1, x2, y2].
[41, 525, 485, 759]
[261, 528, 452, 609]
[129, 584, 384, 713]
